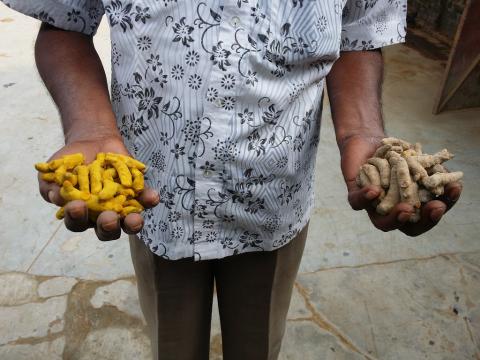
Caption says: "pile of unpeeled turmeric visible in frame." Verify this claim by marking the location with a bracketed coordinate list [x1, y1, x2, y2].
[35, 153, 146, 221]
[356, 137, 463, 223]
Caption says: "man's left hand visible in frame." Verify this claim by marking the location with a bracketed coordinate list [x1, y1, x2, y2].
[340, 135, 463, 236]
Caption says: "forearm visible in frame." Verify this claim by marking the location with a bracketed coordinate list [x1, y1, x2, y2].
[326, 49, 385, 152]
[34, 23, 120, 144]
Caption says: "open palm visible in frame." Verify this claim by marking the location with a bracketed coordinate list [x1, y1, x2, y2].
[38, 137, 160, 241]
[340, 135, 462, 236]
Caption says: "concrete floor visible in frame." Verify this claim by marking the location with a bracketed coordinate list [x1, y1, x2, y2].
[1, 6, 479, 360]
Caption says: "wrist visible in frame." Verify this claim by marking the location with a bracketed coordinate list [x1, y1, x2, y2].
[65, 127, 123, 145]
[337, 132, 385, 157]
[63, 112, 122, 144]
[331, 111, 385, 155]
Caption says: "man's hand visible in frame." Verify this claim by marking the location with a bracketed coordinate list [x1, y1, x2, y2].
[327, 50, 462, 236]
[34, 24, 160, 240]
[341, 135, 462, 236]
[38, 136, 160, 241]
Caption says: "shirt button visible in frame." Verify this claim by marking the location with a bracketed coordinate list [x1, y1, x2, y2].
[203, 169, 213, 177]
[230, 16, 241, 28]
[214, 98, 223, 108]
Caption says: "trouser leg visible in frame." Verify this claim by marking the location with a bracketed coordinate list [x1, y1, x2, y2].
[214, 221, 309, 360]
[129, 235, 215, 360]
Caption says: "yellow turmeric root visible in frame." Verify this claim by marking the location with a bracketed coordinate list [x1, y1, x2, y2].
[34, 152, 148, 222]
[131, 168, 144, 193]
[54, 165, 67, 186]
[64, 172, 78, 187]
[358, 137, 463, 223]
[98, 179, 120, 200]
[41, 173, 56, 182]
[109, 159, 132, 187]
[48, 159, 64, 171]
[63, 153, 85, 169]
[118, 186, 136, 197]
[35, 162, 50, 173]
[89, 160, 104, 195]
[56, 207, 65, 220]
[75, 165, 90, 193]
[102, 168, 118, 181]
[60, 180, 90, 202]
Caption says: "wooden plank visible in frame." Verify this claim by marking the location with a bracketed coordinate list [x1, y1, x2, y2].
[433, 0, 480, 114]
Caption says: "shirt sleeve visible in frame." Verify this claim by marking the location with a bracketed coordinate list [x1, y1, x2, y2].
[341, 0, 407, 51]
[1, 0, 104, 36]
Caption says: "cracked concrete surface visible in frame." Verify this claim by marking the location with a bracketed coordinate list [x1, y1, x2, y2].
[1, 6, 479, 360]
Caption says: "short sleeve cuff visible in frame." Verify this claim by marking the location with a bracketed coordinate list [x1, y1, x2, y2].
[1, 0, 103, 36]
[340, 3, 407, 51]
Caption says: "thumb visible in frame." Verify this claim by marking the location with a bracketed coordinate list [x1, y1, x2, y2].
[38, 176, 66, 206]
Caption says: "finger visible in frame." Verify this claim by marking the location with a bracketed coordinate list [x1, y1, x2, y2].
[95, 211, 121, 241]
[400, 200, 447, 237]
[136, 187, 160, 209]
[348, 185, 383, 211]
[38, 176, 66, 206]
[64, 200, 90, 232]
[438, 182, 462, 212]
[367, 202, 414, 232]
[121, 213, 144, 235]
[421, 200, 447, 223]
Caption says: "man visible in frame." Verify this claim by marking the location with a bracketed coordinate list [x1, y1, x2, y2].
[2, 0, 462, 359]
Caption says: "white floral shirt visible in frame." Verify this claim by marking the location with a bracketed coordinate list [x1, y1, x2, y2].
[3, 0, 406, 260]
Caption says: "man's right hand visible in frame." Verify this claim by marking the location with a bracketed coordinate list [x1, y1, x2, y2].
[34, 24, 159, 240]
[38, 136, 160, 241]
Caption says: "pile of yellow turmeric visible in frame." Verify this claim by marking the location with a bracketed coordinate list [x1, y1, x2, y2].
[35, 153, 146, 221]
[356, 137, 463, 223]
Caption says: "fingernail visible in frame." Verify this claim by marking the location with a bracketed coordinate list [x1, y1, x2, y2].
[450, 193, 460, 202]
[68, 208, 84, 220]
[430, 208, 444, 222]
[397, 212, 411, 223]
[131, 223, 144, 233]
[101, 220, 118, 232]
[365, 191, 377, 200]
[153, 194, 160, 205]
[48, 191, 55, 203]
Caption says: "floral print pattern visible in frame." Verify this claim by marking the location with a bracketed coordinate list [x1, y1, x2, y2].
[2, 0, 407, 261]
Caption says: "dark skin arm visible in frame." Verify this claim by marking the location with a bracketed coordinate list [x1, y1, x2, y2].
[35, 23, 159, 241]
[326, 49, 462, 236]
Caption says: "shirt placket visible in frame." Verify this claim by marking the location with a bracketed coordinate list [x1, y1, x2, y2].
[192, 1, 251, 260]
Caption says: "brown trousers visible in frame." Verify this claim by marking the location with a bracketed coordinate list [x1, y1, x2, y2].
[129, 221, 309, 360]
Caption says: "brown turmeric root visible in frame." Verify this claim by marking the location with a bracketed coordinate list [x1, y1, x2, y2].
[377, 165, 400, 215]
[422, 172, 463, 195]
[367, 158, 390, 188]
[358, 137, 463, 223]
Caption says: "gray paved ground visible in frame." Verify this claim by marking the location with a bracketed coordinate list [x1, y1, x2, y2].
[1, 7, 479, 360]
